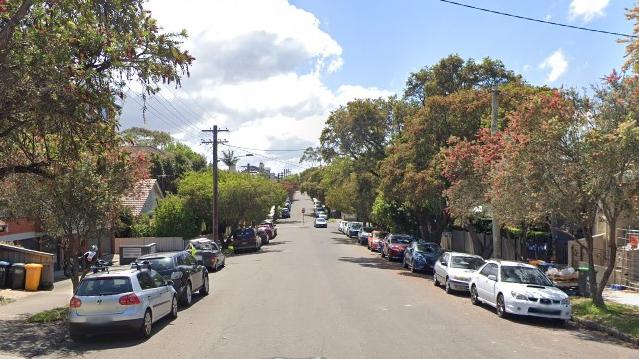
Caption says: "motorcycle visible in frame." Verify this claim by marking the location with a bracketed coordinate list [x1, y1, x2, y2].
[63, 249, 113, 277]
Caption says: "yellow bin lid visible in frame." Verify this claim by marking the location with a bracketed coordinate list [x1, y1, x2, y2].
[25, 263, 43, 269]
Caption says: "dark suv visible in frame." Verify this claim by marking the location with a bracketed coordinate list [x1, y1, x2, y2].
[134, 251, 209, 307]
[232, 228, 262, 253]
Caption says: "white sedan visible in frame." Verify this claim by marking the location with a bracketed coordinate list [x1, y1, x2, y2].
[314, 217, 327, 228]
[469, 260, 571, 322]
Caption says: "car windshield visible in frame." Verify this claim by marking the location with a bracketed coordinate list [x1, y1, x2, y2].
[76, 277, 133, 296]
[391, 235, 412, 244]
[190, 241, 213, 250]
[501, 266, 553, 286]
[450, 256, 485, 269]
[373, 232, 387, 239]
[350, 223, 362, 230]
[362, 227, 373, 233]
[139, 257, 174, 271]
[416, 243, 440, 253]
[316, 218, 326, 222]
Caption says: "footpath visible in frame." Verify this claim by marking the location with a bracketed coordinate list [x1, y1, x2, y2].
[0, 274, 73, 320]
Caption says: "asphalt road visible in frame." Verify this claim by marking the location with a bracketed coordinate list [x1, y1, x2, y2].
[5, 193, 636, 359]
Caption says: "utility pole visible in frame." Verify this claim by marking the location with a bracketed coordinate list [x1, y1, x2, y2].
[491, 85, 502, 259]
[202, 126, 229, 243]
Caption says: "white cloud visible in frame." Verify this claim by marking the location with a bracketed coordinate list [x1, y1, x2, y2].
[120, 0, 393, 173]
[539, 49, 568, 83]
[568, 0, 610, 22]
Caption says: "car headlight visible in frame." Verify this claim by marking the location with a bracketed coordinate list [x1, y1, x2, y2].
[451, 275, 470, 281]
[511, 291, 527, 300]
[561, 297, 570, 305]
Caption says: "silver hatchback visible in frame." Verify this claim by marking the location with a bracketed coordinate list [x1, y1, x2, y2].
[68, 268, 178, 340]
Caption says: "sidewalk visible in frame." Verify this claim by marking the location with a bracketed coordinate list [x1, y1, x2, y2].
[0, 278, 73, 320]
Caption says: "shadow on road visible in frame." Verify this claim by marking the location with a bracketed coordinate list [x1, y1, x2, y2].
[338, 256, 403, 271]
[332, 237, 359, 246]
[232, 248, 284, 257]
[265, 240, 291, 246]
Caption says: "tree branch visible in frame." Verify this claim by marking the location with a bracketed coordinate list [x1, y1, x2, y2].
[0, 0, 34, 60]
[0, 162, 52, 179]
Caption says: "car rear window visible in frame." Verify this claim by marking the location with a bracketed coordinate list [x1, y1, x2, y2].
[76, 277, 133, 296]
[140, 257, 175, 271]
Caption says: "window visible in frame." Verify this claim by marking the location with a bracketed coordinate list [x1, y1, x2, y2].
[450, 256, 485, 270]
[137, 272, 156, 290]
[480, 263, 498, 279]
[210, 242, 219, 251]
[440, 253, 449, 264]
[76, 277, 132, 296]
[151, 272, 166, 287]
[176, 253, 188, 266]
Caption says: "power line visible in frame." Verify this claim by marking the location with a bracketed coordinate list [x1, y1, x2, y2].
[219, 144, 308, 152]
[222, 144, 309, 170]
[438, 0, 637, 38]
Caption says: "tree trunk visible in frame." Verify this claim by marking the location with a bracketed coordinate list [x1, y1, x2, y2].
[584, 229, 602, 305]
[594, 216, 618, 307]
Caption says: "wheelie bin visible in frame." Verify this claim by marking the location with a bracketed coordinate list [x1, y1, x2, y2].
[9, 263, 25, 290]
[24, 263, 43, 291]
[0, 261, 9, 288]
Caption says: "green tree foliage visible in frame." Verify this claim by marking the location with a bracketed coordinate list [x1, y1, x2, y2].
[0, 0, 193, 179]
[370, 193, 417, 234]
[177, 171, 286, 234]
[320, 158, 377, 222]
[151, 142, 206, 193]
[153, 195, 201, 239]
[299, 167, 325, 202]
[122, 127, 174, 149]
[221, 150, 240, 168]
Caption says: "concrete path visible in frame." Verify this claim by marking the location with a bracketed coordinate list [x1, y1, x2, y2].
[0, 279, 73, 320]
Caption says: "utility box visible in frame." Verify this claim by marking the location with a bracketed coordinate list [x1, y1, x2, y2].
[119, 243, 157, 265]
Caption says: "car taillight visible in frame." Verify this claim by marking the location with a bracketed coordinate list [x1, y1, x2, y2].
[119, 293, 141, 305]
[69, 296, 82, 308]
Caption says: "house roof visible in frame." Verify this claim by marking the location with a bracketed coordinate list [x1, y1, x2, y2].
[122, 179, 163, 216]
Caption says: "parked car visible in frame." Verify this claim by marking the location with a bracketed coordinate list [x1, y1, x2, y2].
[367, 230, 388, 252]
[403, 241, 442, 273]
[280, 207, 291, 219]
[380, 234, 413, 261]
[433, 252, 485, 293]
[69, 267, 178, 340]
[187, 238, 226, 272]
[232, 227, 262, 252]
[346, 222, 363, 238]
[318, 212, 328, 219]
[257, 227, 269, 245]
[357, 227, 374, 245]
[260, 221, 278, 238]
[258, 223, 276, 242]
[314, 217, 328, 228]
[469, 260, 571, 322]
[134, 251, 209, 307]
[338, 220, 348, 233]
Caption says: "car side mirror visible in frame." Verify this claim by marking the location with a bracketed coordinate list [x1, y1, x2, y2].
[166, 280, 174, 286]
[487, 274, 497, 281]
[441, 261, 447, 266]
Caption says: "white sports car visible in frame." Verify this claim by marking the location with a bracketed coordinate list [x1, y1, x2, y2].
[469, 260, 571, 322]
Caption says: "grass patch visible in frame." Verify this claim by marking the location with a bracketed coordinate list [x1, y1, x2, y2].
[572, 297, 639, 339]
[0, 296, 15, 306]
[27, 307, 68, 323]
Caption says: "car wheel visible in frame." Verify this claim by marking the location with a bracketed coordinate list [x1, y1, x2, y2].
[181, 282, 193, 307]
[169, 295, 178, 320]
[470, 285, 480, 305]
[402, 256, 407, 268]
[200, 275, 209, 296]
[433, 274, 440, 286]
[445, 277, 452, 294]
[410, 261, 416, 273]
[386, 253, 392, 262]
[496, 293, 508, 318]
[138, 309, 153, 339]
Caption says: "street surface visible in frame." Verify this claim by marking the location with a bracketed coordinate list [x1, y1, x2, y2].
[1, 193, 637, 359]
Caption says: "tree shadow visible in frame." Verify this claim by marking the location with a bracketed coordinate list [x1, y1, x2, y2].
[231, 248, 285, 257]
[332, 237, 359, 246]
[338, 256, 403, 271]
[265, 241, 291, 246]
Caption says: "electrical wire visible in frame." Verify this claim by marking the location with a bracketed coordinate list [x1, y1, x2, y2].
[219, 144, 308, 152]
[438, 0, 637, 38]
[222, 144, 310, 171]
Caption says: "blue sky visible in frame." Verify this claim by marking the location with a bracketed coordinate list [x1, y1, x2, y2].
[293, 0, 634, 92]
[122, 1, 636, 173]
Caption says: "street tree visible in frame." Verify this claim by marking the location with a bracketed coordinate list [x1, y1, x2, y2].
[0, 149, 146, 291]
[0, 0, 193, 179]
[153, 195, 201, 239]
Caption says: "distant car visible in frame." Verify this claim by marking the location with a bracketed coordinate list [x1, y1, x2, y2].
[258, 224, 275, 243]
[280, 207, 290, 219]
[232, 228, 262, 252]
[257, 227, 269, 245]
[187, 238, 226, 272]
[433, 252, 485, 293]
[314, 217, 328, 228]
[367, 230, 388, 252]
[403, 241, 442, 273]
[318, 212, 328, 219]
[469, 260, 571, 322]
[260, 221, 278, 238]
[358, 227, 374, 245]
[346, 222, 363, 238]
[338, 220, 348, 233]
[134, 251, 209, 307]
[380, 234, 413, 261]
[68, 267, 178, 340]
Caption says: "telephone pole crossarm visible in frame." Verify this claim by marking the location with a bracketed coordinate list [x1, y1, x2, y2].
[202, 126, 230, 243]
